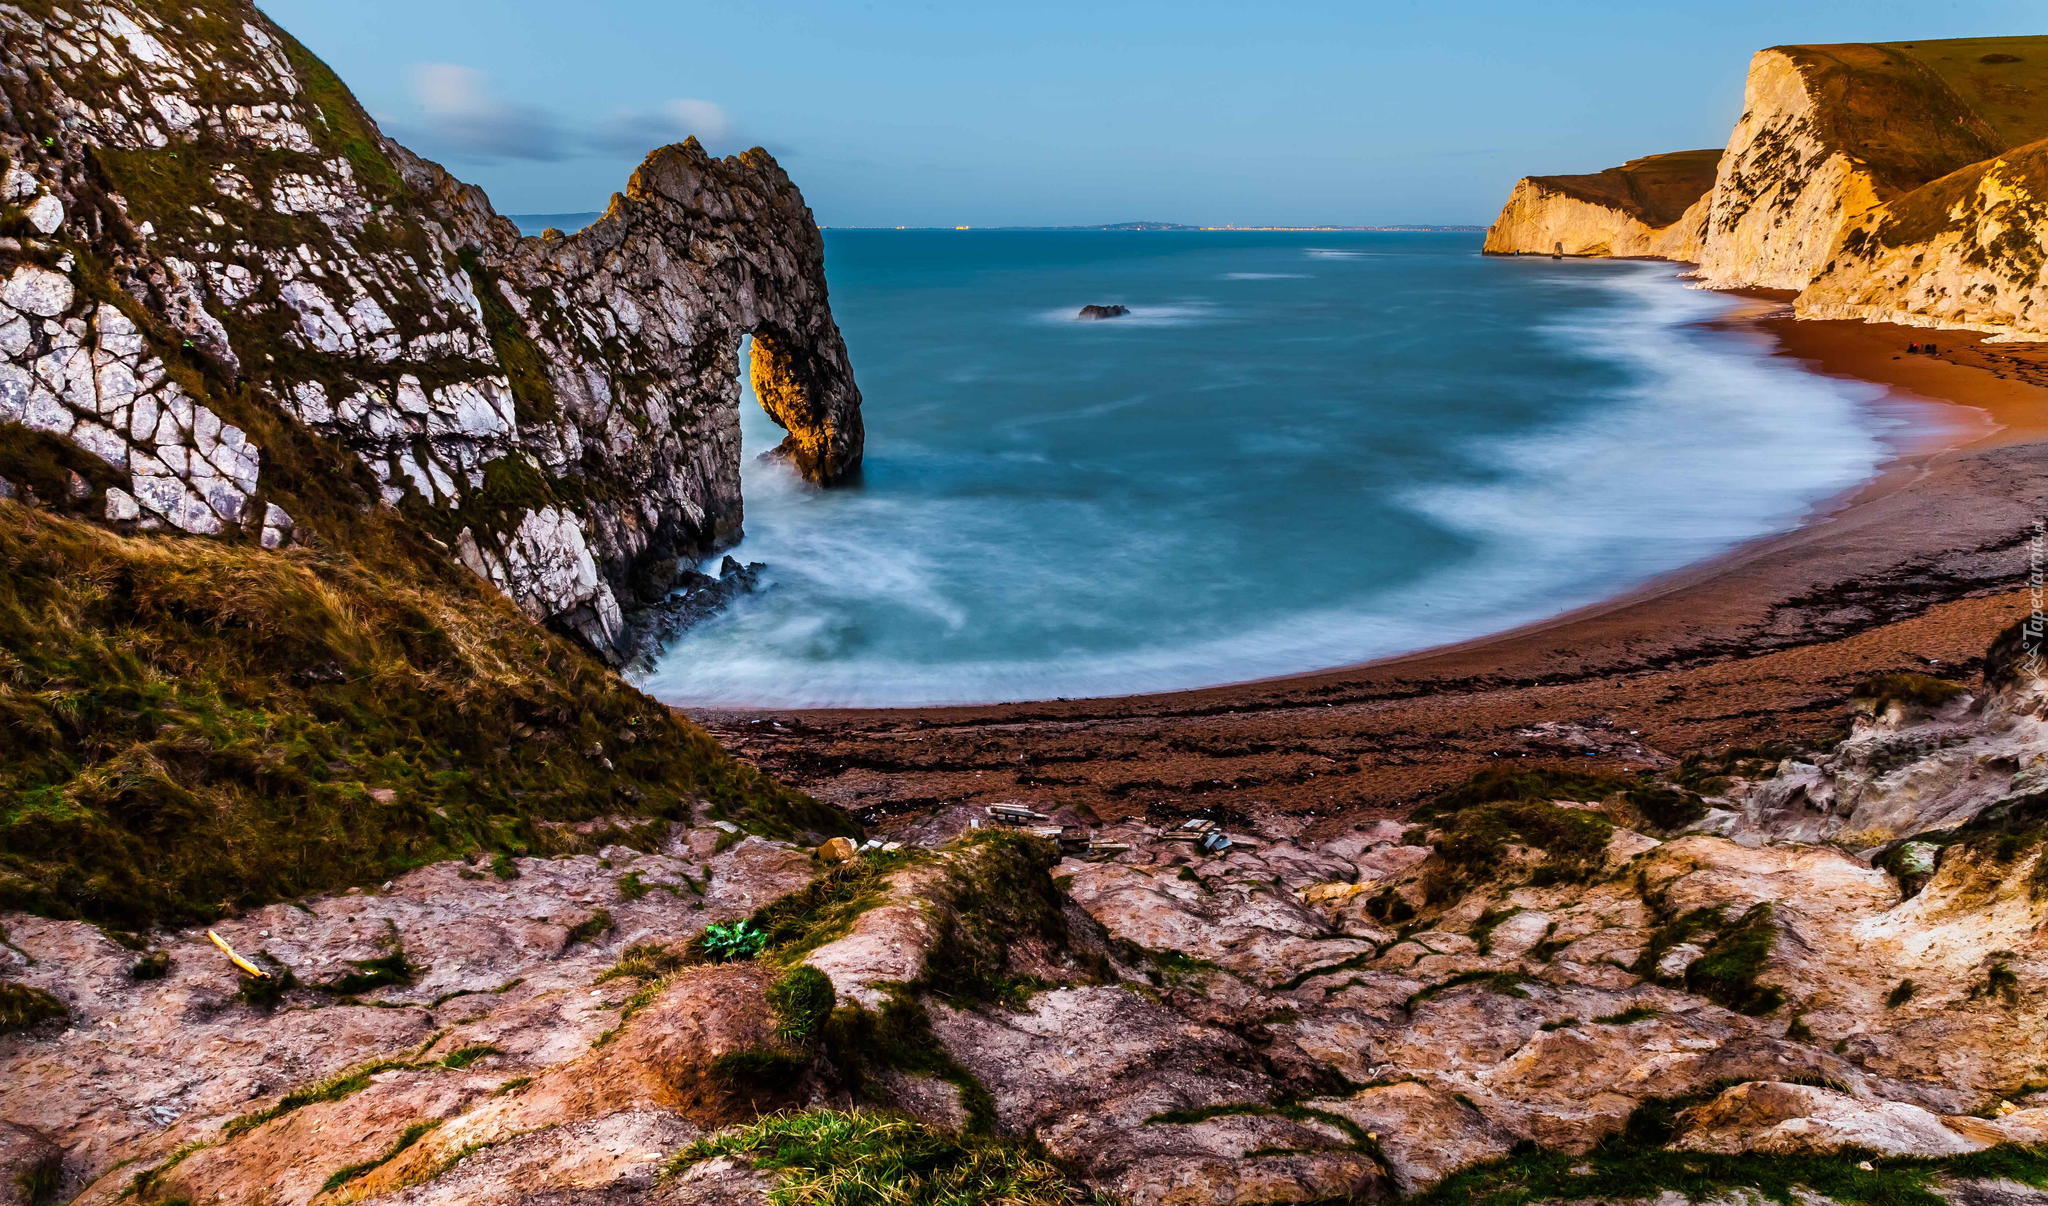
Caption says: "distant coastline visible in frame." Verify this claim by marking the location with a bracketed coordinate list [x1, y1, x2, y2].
[508, 213, 1485, 237]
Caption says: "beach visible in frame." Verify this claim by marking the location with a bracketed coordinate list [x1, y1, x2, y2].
[692, 303, 2048, 835]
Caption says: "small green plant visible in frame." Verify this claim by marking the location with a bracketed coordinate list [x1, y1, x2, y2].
[0, 980, 67, 1033]
[617, 871, 650, 901]
[234, 965, 299, 1010]
[128, 950, 172, 981]
[323, 943, 417, 995]
[565, 908, 614, 946]
[699, 919, 768, 962]
[1592, 1005, 1660, 1025]
[490, 852, 520, 881]
[319, 1119, 441, 1193]
[438, 1044, 501, 1069]
[768, 965, 836, 1047]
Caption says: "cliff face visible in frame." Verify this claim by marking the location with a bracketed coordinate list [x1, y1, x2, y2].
[1487, 35, 2048, 340]
[1481, 150, 1720, 259]
[0, 0, 862, 659]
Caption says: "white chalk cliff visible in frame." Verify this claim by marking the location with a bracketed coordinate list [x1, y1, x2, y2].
[1486, 36, 2048, 341]
[0, 0, 864, 659]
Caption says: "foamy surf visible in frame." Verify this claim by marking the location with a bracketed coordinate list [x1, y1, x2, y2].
[634, 232, 1902, 708]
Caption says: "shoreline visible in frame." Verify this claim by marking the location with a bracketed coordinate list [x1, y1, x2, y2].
[691, 291, 2048, 833]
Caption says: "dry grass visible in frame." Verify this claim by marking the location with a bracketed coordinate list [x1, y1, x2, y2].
[1532, 149, 1721, 228]
[0, 504, 848, 927]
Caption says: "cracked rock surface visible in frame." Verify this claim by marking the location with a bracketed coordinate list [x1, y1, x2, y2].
[0, 0, 861, 659]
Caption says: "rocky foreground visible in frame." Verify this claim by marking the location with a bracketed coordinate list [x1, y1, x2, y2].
[7, 624, 2048, 1204]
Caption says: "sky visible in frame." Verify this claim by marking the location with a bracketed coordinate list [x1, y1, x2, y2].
[258, 0, 2043, 228]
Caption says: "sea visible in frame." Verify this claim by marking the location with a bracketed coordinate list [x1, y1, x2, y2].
[509, 223, 1905, 708]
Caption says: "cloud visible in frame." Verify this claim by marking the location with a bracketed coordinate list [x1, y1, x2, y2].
[396, 64, 740, 165]
[591, 99, 734, 155]
[407, 63, 566, 162]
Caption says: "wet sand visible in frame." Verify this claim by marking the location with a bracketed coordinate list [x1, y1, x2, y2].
[691, 302, 2048, 836]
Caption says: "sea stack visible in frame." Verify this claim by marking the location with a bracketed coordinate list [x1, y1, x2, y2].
[1077, 304, 1131, 319]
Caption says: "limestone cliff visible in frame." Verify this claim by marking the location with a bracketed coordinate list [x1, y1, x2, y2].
[1487, 35, 2048, 340]
[1481, 149, 1720, 259]
[0, 0, 862, 659]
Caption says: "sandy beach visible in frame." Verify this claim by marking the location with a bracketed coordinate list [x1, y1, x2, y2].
[692, 299, 2048, 836]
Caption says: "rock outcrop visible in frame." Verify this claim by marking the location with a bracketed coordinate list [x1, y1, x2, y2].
[14, 627, 2048, 1204]
[1486, 35, 2048, 340]
[0, 0, 862, 659]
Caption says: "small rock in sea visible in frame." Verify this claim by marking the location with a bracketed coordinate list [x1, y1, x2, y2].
[1077, 304, 1130, 320]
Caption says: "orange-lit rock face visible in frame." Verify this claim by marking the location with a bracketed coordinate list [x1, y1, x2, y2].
[751, 330, 864, 484]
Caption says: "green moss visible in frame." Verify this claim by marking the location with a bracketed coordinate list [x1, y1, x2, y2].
[1422, 799, 1614, 904]
[274, 33, 407, 200]
[1405, 970, 1533, 1012]
[916, 831, 1082, 1009]
[565, 908, 614, 946]
[1424, 766, 1641, 816]
[233, 964, 298, 1010]
[456, 250, 559, 425]
[823, 993, 998, 1134]
[438, 1044, 501, 1069]
[670, 1108, 1090, 1205]
[222, 1056, 414, 1138]
[741, 849, 926, 964]
[1417, 1125, 2048, 1206]
[709, 1048, 809, 1093]
[0, 980, 66, 1033]
[318, 1118, 440, 1194]
[767, 964, 835, 1047]
[128, 950, 171, 981]
[323, 931, 418, 994]
[1684, 904, 1787, 1016]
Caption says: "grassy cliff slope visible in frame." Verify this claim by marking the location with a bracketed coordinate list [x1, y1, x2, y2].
[1523, 149, 1723, 228]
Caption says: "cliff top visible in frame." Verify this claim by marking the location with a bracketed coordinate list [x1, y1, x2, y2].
[1875, 35, 2048, 151]
[1525, 148, 1723, 229]
[1760, 37, 2048, 195]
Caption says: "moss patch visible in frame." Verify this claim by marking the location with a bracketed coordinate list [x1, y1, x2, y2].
[0, 980, 66, 1033]
[670, 1108, 1092, 1205]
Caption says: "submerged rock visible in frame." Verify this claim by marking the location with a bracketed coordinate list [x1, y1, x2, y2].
[1077, 304, 1131, 319]
[617, 556, 766, 670]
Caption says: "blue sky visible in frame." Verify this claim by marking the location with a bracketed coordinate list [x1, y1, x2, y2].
[258, 0, 2042, 227]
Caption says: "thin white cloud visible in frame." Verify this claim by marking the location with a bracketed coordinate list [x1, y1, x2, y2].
[408, 63, 565, 162]
[397, 64, 740, 165]
[592, 98, 735, 154]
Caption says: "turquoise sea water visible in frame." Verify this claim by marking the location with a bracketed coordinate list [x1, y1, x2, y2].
[615, 230, 1898, 707]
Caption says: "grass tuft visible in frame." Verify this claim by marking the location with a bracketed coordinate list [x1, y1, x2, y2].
[669, 1108, 1094, 1205]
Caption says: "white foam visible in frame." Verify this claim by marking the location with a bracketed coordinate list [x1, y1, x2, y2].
[635, 261, 1897, 708]
[1035, 301, 1222, 327]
